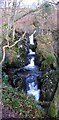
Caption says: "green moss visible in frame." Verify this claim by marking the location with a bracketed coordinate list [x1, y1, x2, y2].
[41, 53, 57, 70]
[2, 72, 9, 85]
[3, 50, 10, 66]
[48, 84, 59, 118]
[3, 46, 27, 67]
[48, 102, 57, 118]
[46, 54, 56, 64]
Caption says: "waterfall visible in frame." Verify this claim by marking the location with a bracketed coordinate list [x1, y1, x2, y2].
[29, 34, 34, 45]
[27, 82, 40, 101]
[24, 30, 40, 101]
[10, 30, 41, 101]
[29, 30, 36, 45]
[29, 57, 34, 66]
[25, 30, 36, 69]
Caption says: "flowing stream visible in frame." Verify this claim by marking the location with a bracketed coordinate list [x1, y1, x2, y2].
[24, 31, 40, 101]
[10, 30, 41, 101]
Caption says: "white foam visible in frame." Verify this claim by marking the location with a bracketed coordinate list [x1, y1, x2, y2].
[27, 82, 40, 101]
[30, 57, 34, 66]
[29, 34, 34, 45]
[29, 30, 36, 45]
[25, 57, 35, 69]
[28, 49, 35, 55]
[27, 89, 40, 101]
[29, 82, 37, 90]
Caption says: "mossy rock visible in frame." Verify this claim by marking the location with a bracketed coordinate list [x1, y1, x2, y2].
[36, 34, 55, 58]
[40, 70, 57, 101]
[35, 34, 57, 69]
[41, 53, 57, 70]
[48, 83, 59, 118]
[48, 102, 57, 118]
[3, 46, 27, 67]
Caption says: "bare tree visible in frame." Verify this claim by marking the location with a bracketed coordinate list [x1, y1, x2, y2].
[0, 0, 26, 64]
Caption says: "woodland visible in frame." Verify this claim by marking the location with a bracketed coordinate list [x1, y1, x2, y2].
[0, 0, 59, 119]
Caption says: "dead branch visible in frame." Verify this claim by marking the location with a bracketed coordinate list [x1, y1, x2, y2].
[9, 32, 26, 48]
[0, 32, 26, 65]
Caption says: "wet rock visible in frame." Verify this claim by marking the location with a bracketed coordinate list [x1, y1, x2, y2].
[38, 70, 58, 101]
[3, 67, 25, 89]
[15, 14, 36, 34]
[29, 44, 36, 52]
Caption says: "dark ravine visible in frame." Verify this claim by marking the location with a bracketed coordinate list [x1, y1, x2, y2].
[14, 30, 42, 101]
[3, 30, 58, 104]
[3, 30, 41, 101]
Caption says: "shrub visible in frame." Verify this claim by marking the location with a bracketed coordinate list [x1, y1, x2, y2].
[2, 82, 42, 118]
[2, 72, 9, 85]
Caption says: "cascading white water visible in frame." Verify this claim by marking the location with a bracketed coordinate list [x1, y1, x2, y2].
[28, 49, 35, 55]
[29, 34, 34, 45]
[28, 30, 36, 67]
[29, 30, 36, 45]
[25, 31, 36, 68]
[27, 82, 40, 101]
[29, 82, 37, 90]
[29, 57, 34, 67]
[25, 30, 40, 101]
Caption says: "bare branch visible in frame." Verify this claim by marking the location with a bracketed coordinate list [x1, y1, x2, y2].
[9, 32, 26, 48]
[0, 32, 26, 65]
[11, 0, 17, 41]
[0, 45, 9, 64]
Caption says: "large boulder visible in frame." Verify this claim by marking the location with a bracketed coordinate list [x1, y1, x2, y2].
[37, 70, 58, 102]
[36, 34, 55, 57]
[3, 33, 28, 68]
[15, 14, 36, 34]
[35, 34, 57, 68]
